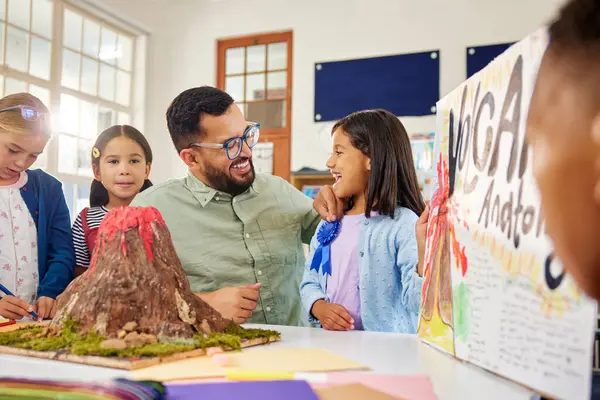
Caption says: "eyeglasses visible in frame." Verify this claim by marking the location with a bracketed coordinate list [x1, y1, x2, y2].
[189, 122, 260, 160]
[0, 105, 48, 121]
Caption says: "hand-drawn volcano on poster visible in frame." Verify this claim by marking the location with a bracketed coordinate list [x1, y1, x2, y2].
[417, 111, 456, 355]
[420, 28, 597, 400]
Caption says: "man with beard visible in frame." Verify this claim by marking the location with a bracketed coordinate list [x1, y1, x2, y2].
[132, 86, 321, 326]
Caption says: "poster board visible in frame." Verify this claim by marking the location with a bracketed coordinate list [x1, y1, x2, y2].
[418, 28, 598, 400]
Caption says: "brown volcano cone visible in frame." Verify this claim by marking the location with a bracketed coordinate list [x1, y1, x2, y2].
[51, 206, 231, 339]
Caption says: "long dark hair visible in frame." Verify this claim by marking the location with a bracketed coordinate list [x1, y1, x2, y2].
[332, 109, 425, 218]
[90, 125, 153, 207]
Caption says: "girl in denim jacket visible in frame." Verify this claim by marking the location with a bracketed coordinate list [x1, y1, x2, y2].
[301, 109, 425, 333]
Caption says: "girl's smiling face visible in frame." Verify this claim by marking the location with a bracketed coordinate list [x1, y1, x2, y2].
[326, 128, 371, 200]
[93, 135, 150, 206]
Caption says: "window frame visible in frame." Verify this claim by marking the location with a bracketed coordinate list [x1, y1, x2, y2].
[0, 0, 144, 218]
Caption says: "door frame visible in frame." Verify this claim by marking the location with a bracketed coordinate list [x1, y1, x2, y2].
[216, 30, 293, 180]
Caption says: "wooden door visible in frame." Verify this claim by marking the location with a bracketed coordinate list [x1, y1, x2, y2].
[217, 31, 293, 181]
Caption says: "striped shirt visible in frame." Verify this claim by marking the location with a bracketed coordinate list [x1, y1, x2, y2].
[72, 206, 109, 267]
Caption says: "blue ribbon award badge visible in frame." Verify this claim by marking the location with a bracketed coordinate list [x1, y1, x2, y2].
[310, 220, 341, 276]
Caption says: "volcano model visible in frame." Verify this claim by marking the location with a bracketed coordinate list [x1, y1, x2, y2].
[0, 207, 279, 369]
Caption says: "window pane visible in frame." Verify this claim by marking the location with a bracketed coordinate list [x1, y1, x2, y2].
[115, 70, 130, 106]
[78, 139, 92, 176]
[237, 102, 246, 117]
[61, 49, 80, 90]
[58, 134, 78, 174]
[62, 182, 74, 212]
[8, 0, 30, 30]
[63, 9, 82, 51]
[6, 27, 29, 72]
[82, 18, 100, 58]
[225, 47, 244, 75]
[98, 107, 113, 132]
[267, 71, 286, 100]
[98, 64, 115, 101]
[4, 77, 26, 95]
[59, 93, 79, 135]
[29, 36, 51, 80]
[100, 26, 117, 64]
[31, 0, 52, 38]
[0, 0, 6, 21]
[31, 152, 46, 170]
[76, 184, 90, 213]
[80, 56, 98, 95]
[246, 101, 286, 129]
[0, 22, 5, 65]
[117, 112, 130, 125]
[246, 73, 265, 101]
[28, 84, 49, 107]
[79, 100, 98, 139]
[246, 45, 266, 73]
[225, 75, 244, 102]
[267, 42, 287, 71]
[117, 34, 132, 71]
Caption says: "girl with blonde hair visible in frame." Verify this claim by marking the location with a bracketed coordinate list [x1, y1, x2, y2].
[0, 93, 74, 321]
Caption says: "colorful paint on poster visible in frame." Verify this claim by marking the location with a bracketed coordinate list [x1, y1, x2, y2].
[426, 28, 597, 400]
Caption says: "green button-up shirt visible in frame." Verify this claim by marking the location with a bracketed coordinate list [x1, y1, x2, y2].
[131, 172, 320, 326]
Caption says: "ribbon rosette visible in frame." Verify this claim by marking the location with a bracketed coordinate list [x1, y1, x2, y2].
[310, 220, 341, 276]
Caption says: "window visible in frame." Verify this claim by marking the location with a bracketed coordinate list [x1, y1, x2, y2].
[0, 0, 52, 170]
[0, 0, 143, 219]
[57, 5, 135, 217]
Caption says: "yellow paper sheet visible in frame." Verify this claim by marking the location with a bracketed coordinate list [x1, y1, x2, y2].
[131, 348, 368, 381]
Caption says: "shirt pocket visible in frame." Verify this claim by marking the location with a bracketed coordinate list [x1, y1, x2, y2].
[257, 213, 301, 266]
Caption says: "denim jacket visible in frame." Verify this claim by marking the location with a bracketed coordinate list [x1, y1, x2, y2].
[300, 207, 423, 333]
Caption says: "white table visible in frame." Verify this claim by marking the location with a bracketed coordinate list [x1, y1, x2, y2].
[0, 324, 535, 400]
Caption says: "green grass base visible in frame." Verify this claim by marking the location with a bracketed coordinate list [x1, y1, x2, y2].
[0, 317, 280, 359]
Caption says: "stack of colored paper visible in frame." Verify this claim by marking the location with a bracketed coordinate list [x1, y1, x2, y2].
[0, 378, 166, 399]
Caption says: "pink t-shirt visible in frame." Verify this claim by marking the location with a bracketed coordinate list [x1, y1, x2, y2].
[326, 213, 364, 330]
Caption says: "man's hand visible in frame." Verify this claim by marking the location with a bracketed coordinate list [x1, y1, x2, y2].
[0, 295, 35, 320]
[197, 283, 262, 324]
[35, 296, 56, 320]
[311, 299, 354, 331]
[416, 204, 430, 277]
[313, 185, 344, 222]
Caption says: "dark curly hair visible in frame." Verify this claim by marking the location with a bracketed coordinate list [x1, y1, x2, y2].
[549, 0, 600, 52]
[546, 0, 600, 106]
[166, 86, 234, 153]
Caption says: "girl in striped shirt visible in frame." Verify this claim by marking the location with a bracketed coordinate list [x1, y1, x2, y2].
[72, 125, 153, 276]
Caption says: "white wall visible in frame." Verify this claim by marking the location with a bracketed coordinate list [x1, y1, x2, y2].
[100, 0, 564, 184]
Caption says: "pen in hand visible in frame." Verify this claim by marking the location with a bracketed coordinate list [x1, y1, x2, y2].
[0, 283, 41, 321]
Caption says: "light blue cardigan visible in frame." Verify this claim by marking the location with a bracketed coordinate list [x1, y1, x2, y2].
[300, 207, 423, 333]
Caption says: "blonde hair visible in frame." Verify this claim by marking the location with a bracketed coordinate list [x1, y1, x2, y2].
[0, 93, 51, 137]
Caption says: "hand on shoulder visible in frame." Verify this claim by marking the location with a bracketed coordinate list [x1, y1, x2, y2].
[313, 185, 344, 222]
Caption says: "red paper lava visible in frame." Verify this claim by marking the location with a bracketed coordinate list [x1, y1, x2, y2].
[422, 153, 450, 302]
[87, 207, 167, 276]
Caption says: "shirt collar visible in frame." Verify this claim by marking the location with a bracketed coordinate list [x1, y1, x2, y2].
[184, 171, 261, 207]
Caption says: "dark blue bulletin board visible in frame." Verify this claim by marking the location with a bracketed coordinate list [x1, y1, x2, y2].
[314, 51, 440, 122]
[466, 43, 514, 78]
